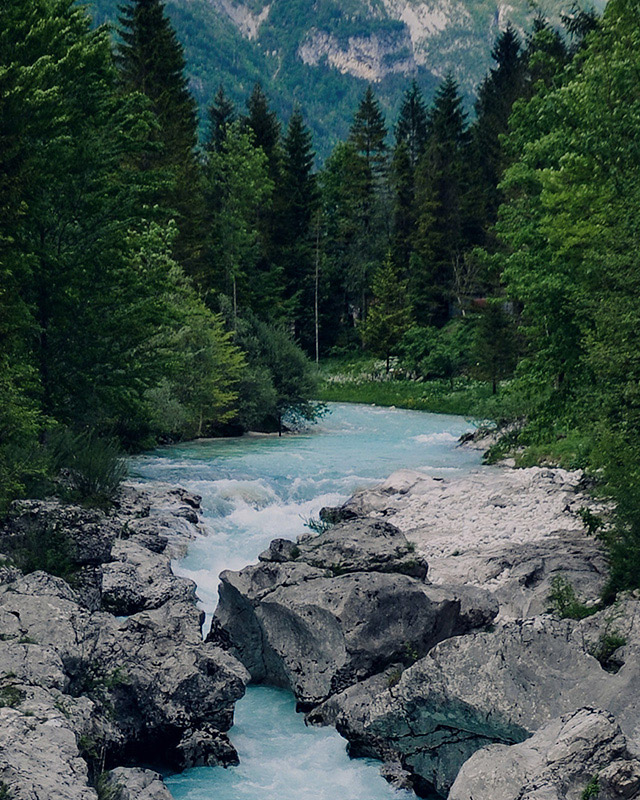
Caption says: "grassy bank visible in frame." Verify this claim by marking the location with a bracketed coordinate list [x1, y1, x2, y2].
[316, 356, 496, 419]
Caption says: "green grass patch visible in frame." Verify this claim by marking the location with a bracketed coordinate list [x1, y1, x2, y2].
[316, 358, 496, 418]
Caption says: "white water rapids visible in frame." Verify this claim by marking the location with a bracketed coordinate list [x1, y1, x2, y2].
[130, 403, 482, 800]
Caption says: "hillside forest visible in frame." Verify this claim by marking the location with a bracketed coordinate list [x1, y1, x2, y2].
[2, 0, 640, 595]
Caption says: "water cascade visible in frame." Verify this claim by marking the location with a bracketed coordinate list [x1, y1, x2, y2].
[131, 403, 482, 800]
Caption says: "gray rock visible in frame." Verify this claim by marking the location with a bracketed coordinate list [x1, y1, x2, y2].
[0, 705, 97, 800]
[103, 767, 172, 800]
[314, 611, 640, 796]
[1, 498, 118, 567]
[427, 534, 607, 620]
[294, 519, 428, 579]
[101, 539, 197, 615]
[449, 708, 640, 800]
[212, 550, 497, 706]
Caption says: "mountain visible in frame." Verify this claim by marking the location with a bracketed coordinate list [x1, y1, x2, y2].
[90, 0, 605, 159]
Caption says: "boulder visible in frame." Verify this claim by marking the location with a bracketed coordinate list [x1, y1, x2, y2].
[102, 767, 172, 800]
[265, 518, 428, 579]
[212, 528, 497, 706]
[101, 539, 197, 615]
[310, 610, 640, 796]
[449, 708, 640, 800]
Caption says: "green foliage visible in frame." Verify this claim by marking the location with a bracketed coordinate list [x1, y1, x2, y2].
[231, 313, 324, 432]
[302, 516, 333, 534]
[0, 781, 12, 800]
[589, 632, 626, 672]
[547, 577, 598, 620]
[582, 775, 600, 800]
[0, 684, 25, 710]
[8, 523, 76, 582]
[360, 254, 413, 371]
[49, 430, 128, 504]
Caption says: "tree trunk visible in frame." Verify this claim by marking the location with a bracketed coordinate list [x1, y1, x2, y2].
[278, 414, 282, 437]
[492, 377, 497, 395]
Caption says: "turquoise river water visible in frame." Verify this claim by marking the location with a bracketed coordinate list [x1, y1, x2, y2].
[131, 403, 482, 800]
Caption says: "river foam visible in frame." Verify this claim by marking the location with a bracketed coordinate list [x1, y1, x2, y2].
[131, 403, 482, 799]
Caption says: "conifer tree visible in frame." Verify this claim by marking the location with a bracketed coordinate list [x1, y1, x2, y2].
[245, 83, 282, 182]
[349, 85, 388, 182]
[470, 24, 526, 226]
[360, 253, 413, 373]
[116, 0, 202, 270]
[413, 73, 469, 325]
[206, 85, 236, 153]
[396, 80, 428, 167]
[280, 108, 318, 348]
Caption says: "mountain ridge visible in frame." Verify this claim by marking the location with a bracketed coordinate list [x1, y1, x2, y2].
[90, 0, 605, 157]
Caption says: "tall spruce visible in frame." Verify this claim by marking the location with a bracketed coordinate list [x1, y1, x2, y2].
[346, 86, 390, 319]
[206, 85, 236, 153]
[413, 73, 469, 325]
[349, 85, 388, 182]
[280, 108, 318, 348]
[396, 80, 428, 167]
[245, 83, 282, 182]
[116, 0, 202, 271]
[471, 24, 526, 227]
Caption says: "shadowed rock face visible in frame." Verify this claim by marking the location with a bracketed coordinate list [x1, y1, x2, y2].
[0, 484, 249, 800]
[449, 708, 640, 800]
[309, 603, 640, 797]
[210, 517, 499, 708]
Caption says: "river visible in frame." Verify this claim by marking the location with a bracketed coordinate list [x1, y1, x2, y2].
[131, 403, 482, 800]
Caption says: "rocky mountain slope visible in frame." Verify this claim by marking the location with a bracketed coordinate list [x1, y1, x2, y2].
[90, 0, 606, 157]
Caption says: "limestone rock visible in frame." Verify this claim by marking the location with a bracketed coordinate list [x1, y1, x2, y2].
[313, 611, 640, 795]
[101, 539, 197, 615]
[212, 530, 497, 706]
[103, 767, 172, 800]
[449, 708, 640, 800]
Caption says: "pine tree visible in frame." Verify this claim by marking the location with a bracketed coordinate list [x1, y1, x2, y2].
[470, 24, 526, 227]
[412, 73, 469, 325]
[206, 85, 236, 153]
[349, 85, 388, 182]
[279, 108, 319, 348]
[396, 80, 428, 167]
[202, 122, 273, 317]
[245, 83, 282, 182]
[390, 140, 416, 274]
[116, 0, 202, 271]
[360, 253, 413, 373]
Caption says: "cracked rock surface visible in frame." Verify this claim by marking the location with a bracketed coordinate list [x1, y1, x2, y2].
[0, 483, 248, 800]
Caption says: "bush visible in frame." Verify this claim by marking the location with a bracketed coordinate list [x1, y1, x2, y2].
[547, 577, 599, 620]
[49, 429, 127, 504]
[9, 523, 75, 581]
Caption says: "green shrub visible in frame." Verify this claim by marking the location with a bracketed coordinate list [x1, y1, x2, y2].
[49, 429, 127, 503]
[302, 515, 332, 534]
[0, 781, 13, 800]
[582, 775, 599, 800]
[589, 632, 626, 672]
[9, 524, 75, 581]
[548, 577, 599, 620]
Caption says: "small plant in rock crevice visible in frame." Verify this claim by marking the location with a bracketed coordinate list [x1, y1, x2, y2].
[0, 781, 13, 799]
[548, 577, 599, 620]
[589, 631, 626, 673]
[582, 774, 600, 799]
[386, 668, 403, 689]
[302, 515, 333, 534]
[403, 642, 419, 665]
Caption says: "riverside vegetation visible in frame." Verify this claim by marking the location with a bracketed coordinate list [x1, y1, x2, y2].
[1, 0, 640, 633]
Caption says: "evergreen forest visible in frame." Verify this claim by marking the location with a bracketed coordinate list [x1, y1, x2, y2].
[2, 0, 640, 597]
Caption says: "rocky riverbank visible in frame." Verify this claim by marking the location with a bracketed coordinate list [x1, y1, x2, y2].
[210, 461, 640, 799]
[0, 484, 249, 800]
